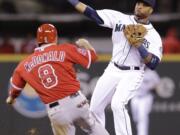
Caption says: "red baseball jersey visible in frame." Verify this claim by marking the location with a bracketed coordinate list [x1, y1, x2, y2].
[9, 43, 97, 103]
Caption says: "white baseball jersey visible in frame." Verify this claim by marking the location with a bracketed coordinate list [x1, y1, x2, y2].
[97, 9, 163, 66]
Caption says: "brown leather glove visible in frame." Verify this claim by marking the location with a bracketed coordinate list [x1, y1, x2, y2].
[123, 24, 147, 47]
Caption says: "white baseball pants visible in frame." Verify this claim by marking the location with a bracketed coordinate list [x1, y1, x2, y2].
[90, 63, 144, 135]
[46, 91, 109, 135]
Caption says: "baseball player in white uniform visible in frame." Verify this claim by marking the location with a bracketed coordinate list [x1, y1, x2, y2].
[67, 0, 163, 134]
[130, 69, 160, 135]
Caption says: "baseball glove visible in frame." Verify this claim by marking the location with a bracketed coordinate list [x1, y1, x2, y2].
[123, 24, 147, 47]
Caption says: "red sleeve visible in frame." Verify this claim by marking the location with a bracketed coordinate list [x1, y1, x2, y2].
[90, 49, 98, 62]
[9, 66, 26, 98]
[67, 44, 97, 69]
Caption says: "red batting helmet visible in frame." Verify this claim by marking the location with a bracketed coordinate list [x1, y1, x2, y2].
[37, 24, 58, 45]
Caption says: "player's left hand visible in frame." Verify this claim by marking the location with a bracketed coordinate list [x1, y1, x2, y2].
[123, 24, 147, 48]
[76, 38, 89, 47]
[6, 96, 15, 105]
[75, 38, 94, 50]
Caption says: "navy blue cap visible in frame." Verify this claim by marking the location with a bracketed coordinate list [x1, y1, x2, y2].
[137, 0, 156, 8]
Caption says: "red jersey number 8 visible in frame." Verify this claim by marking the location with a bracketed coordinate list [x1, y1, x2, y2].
[38, 64, 58, 89]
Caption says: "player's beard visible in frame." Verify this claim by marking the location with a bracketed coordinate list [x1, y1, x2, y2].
[134, 10, 147, 20]
[134, 10, 150, 24]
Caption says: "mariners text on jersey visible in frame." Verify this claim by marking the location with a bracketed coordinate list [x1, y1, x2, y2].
[114, 23, 125, 32]
[24, 51, 65, 72]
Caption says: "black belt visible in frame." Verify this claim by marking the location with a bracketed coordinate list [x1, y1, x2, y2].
[49, 102, 59, 108]
[49, 91, 80, 108]
[114, 63, 140, 70]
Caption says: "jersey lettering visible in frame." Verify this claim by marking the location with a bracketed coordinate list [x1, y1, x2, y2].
[115, 24, 125, 32]
[24, 51, 65, 72]
[38, 64, 58, 89]
[142, 39, 150, 49]
[77, 48, 87, 56]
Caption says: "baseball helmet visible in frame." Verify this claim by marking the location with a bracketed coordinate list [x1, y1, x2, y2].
[136, 0, 156, 8]
[37, 23, 57, 45]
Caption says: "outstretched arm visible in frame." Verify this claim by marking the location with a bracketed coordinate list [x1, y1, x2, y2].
[6, 87, 22, 105]
[6, 73, 26, 105]
[68, 0, 86, 13]
[67, 0, 104, 24]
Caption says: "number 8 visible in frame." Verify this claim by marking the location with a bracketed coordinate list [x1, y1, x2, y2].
[38, 64, 58, 89]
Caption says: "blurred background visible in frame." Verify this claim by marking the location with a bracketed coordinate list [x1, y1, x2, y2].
[0, 0, 180, 135]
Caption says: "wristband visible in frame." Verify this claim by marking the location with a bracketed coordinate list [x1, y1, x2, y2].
[137, 45, 148, 58]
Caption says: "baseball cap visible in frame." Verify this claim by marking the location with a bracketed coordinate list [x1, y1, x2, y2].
[136, 0, 156, 8]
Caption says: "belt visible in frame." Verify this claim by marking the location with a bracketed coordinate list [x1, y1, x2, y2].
[114, 63, 140, 70]
[49, 91, 80, 108]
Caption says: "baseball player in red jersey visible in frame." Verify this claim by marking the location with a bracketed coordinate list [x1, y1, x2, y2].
[6, 24, 109, 135]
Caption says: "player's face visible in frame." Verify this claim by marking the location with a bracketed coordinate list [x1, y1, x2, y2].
[134, 2, 153, 19]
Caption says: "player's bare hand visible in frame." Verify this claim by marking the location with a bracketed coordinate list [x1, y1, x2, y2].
[76, 38, 94, 50]
[76, 38, 89, 47]
[6, 96, 15, 105]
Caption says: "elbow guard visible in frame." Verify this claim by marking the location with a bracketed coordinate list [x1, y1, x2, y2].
[146, 54, 160, 70]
